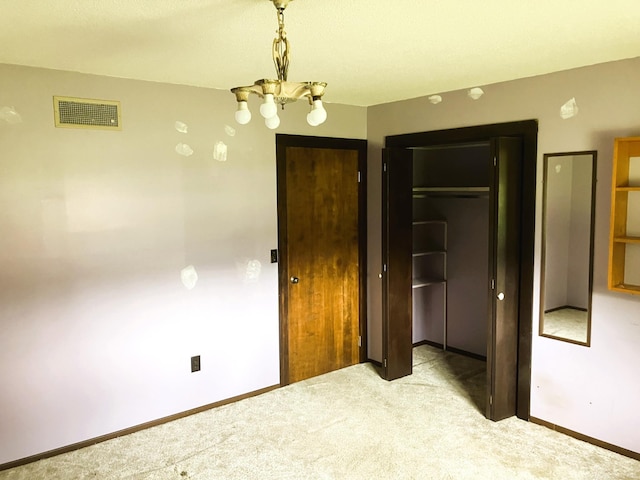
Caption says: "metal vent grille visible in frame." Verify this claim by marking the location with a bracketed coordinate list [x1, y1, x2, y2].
[53, 96, 121, 130]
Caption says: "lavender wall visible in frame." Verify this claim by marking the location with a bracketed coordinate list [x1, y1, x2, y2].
[0, 63, 366, 465]
[442, 198, 489, 356]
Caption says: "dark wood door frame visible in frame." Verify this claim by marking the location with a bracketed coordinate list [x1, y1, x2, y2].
[275, 134, 368, 386]
[385, 120, 538, 420]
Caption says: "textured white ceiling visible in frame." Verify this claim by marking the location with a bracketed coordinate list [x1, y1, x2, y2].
[1, 0, 640, 106]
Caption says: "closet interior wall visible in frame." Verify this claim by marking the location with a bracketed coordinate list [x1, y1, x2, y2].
[412, 143, 492, 358]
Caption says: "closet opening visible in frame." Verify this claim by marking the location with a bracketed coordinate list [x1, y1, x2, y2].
[382, 120, 537, 421]
[412, 141, 491, 363]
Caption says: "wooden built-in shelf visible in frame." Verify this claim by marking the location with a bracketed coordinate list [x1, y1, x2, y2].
[610, 283, 640, 294]
[608, 136, 640, 295]
[613, 236, 640, 244]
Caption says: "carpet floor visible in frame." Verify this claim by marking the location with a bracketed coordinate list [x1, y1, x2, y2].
[542, 308, 589, 343]
[1, 345, 639, 479]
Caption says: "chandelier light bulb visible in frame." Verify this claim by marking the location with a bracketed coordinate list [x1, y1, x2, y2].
[307, 100, 327, 126]
[306, 113, 319, 127]
[265, 114, 280, 130]
[234, 101, 252, 125]
[260, 94, 278, 119]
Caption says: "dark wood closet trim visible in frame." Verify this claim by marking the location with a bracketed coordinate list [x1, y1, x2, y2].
[530, 417, 640, 461]
[413, 340, 488, 362]
[275, 134, 368, 384]
[0, 384, 280, 472]
[446, 346, 487, 362]
[385, 119, 538, 421]
[414, 339, 445, 350]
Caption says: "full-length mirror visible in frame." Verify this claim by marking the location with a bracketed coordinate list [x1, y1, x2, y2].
[540, 151, 597, 345]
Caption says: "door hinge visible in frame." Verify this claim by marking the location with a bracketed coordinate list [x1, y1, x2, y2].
[383, 263, 387, 272]
[357, 171, 361, 183]
[358, 336, 362, 347]
[493, 156, 497, 167]
[383, 163, 387, 172]
[383, 358, 387, 368]
[490, 395, 493, 406]
[491, 278, 495, 290]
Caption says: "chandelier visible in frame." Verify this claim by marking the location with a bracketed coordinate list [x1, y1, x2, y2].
[231, 0, 327, 129]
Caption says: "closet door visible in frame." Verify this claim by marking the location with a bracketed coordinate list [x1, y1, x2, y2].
[487, 137, 523, 421]
[381, 148, 413, 380]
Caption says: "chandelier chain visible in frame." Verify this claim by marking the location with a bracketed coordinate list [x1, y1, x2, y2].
[273, 8, 290, 81]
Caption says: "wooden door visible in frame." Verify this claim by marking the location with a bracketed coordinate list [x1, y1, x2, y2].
[486, 136, 523, 420]
[381, 148, 413, 380]
[276, 136, 366, 385]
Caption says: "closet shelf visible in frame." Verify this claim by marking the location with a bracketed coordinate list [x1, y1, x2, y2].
[413, 220, 446, 225]
[615, 186, 640, 191]
[412, 277, 446, 289]
[413, 250, 446, 257]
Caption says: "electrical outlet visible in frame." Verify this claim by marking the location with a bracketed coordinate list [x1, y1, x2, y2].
[270, 249, 278, 263]
[191, 355, 200, 372]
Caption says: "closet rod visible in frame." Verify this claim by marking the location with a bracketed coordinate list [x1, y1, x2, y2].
[413, 187, 490, 199]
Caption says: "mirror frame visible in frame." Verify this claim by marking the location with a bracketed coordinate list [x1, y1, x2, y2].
[539, 150, 597, 346]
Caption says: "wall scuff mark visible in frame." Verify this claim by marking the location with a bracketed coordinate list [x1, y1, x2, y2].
[0, 106, 23, 124]
[560, 97, 579, 119]
[180, 265, 199, 290]
[467, 87, 484, 100]
[238, 259, 262, 283]
[213, 141, 228, 162]
[175, 143, 194, 157]
[175, 121, 188, 133]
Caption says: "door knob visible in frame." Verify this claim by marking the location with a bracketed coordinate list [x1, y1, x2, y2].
[290, 276, 299, 284]
[497, 292, 505, 301]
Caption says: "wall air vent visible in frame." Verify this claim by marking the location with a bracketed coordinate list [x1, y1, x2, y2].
[53, 96, 121, 130]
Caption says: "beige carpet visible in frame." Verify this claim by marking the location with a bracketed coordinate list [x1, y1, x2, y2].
[2, 345, 639, 479]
